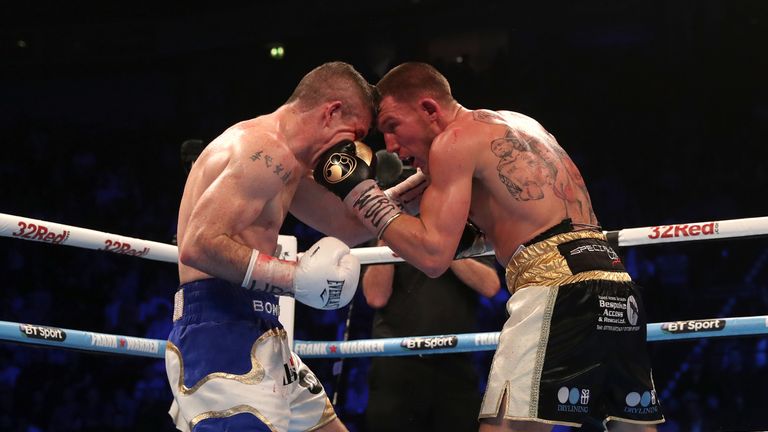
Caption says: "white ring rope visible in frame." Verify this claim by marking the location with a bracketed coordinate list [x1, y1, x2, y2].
[1, 211, 767, 360]
[0, 212, 179, 262]
[2, 212, 767, 265]
[612, 217, 768, 246]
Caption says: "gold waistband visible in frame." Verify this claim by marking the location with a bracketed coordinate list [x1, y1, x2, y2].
[505, 230, 631, 294]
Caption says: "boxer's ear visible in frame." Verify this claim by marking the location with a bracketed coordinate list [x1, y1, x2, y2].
[323, 101, 344, 126]
[419, 98, 440, 122]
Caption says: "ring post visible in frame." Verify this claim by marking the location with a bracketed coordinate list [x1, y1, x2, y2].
[277, 235, 297, 346]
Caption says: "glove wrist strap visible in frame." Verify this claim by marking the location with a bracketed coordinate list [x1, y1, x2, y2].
[242, 249, 296, 297]
[343, 179, 402, 238]
[377, 213, 403, 240]
[241, 249, 259, 288]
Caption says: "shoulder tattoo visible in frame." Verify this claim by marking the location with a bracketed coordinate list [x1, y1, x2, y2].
[490, 129, 557, 201]
[250, 150, 292, 183]
[473, 110, 505, 124]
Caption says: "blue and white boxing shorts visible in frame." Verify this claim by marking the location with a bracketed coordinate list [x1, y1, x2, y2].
[165, 278, 337, 432]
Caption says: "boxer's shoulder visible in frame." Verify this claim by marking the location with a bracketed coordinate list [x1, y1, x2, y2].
[217, 131, 300, 187]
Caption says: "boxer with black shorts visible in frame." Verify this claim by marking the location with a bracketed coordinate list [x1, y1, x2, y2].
[482, 220, 661, 428]
[314, 62, 664, 431]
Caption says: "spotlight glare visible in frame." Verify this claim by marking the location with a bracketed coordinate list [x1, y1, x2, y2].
[269, 45, 285, 60]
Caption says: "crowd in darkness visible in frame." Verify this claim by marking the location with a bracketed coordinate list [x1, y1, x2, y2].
[2, 2, 767, 431]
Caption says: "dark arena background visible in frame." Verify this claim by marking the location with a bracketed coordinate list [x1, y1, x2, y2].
[2, 1, 767, 431]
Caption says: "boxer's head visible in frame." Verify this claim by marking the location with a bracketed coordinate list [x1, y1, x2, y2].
[375, 62, 456, 171]
[287, 61, 375, 150]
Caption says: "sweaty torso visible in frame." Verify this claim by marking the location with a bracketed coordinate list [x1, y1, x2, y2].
[177, 116, 303, 284]
[455, 109, 598, 266]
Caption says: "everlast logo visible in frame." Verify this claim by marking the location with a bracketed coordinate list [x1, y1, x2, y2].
[19, 324, 67, 342]
[401, 335, 458, 350]
[662, 319, 726, 333]
[647, 222, 718, 240]
[323, 280, 344, 309]
[12, 222, 70, 245]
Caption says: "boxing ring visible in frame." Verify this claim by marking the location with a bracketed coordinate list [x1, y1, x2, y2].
[1, 212, 767, 385]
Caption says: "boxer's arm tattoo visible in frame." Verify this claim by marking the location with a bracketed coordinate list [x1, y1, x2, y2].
[250, 150, 292, 183]
[273, 163, 293, 184]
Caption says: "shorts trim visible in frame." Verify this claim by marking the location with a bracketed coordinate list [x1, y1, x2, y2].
[189, 404, 278, 431]
[479, 381, 511, 420]
[306, 398, 338, 431]
[506, 230, 631, 294]
[167, 328, 285, 395]
[510, 268, 631, 295]
[477, 413, 582, 428]
[529, 285, 558, 417]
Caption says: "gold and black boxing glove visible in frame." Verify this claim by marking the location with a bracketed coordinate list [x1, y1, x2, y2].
[314, 140, 402, 238]
[314, 140, 377, 199]
[454, 220, 491, 259]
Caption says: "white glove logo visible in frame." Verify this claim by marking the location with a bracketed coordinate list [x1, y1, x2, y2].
[294, 237, 359, 310]
[321, 280, 345, 309]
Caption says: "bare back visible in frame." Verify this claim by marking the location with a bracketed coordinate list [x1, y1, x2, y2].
[452, 109, 597, 265]
[177, 115, 303, 284]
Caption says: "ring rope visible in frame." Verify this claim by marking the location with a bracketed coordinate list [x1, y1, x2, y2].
[2, 212, 767, 265]
[0, 212, 178, 262]
[2, 212, 766, 360]
[1, 320, 165, 359]
[2, 315, 766, 360]
[660, 249, 768, 401]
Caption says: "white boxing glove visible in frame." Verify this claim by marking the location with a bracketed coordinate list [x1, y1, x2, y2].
[383, 169, 429, 215]
[241, 237, 359, 310]
[294, 237, 359, 310]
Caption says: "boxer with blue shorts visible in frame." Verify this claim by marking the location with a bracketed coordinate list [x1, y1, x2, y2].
[172, 62, 378, 432]
[166, 279, 335, 431]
